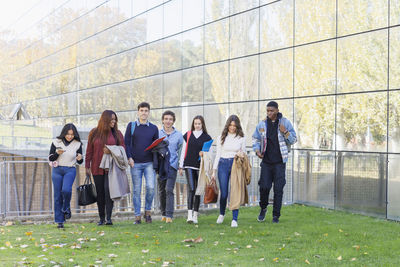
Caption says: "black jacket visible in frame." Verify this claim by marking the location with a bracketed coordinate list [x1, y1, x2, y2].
[152, 140, 171, 180]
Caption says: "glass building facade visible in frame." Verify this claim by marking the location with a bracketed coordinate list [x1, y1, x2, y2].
[1, 0, 400, 220]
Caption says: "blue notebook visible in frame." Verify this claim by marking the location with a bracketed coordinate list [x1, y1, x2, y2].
[199, 139, 213, 160]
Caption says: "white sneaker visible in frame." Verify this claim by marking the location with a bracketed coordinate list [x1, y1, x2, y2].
[187, 210, 193, 223]
[231, 220, 238, 228]
[192, 211, 198, 224]
[216, 214, 225, 224]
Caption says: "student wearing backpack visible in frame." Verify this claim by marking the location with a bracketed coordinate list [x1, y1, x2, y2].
[124, 102, 159, 224]
[178, 115, 212, 224]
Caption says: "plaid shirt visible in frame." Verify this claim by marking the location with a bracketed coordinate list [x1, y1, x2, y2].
[252, 114, 297, 163]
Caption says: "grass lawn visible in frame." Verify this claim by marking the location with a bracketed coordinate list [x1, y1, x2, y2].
[1, 205, 400, 266]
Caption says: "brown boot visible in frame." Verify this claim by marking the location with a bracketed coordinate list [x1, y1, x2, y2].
[144, 211, 152, 223]
[134, 215, 141, 224]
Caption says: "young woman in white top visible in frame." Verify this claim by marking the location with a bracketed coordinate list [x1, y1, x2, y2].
[48, 123, 83, 229]
[211, 115, 246, 227]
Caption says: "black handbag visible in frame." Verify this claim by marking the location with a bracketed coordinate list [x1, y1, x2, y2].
[77, 174, 97, 206]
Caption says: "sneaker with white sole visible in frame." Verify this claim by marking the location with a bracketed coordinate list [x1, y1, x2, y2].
[192, 211, 198, 224]
[187, 210, 193, 223]
[216, 214, 225, 224]
[231, 220, 238, 228]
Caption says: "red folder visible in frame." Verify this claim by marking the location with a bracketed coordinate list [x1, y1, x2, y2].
[144, 136, 166, 151]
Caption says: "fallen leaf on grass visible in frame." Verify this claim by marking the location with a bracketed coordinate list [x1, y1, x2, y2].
[68, 259, 74, 262]
[39, 238, 45, 243]
[97, 231, 105, 236]
[253, 239, 259, 242]
[351, 258, 356, 261]
[112, 242, 120, 245]
[108, 254, 118, 258]
[259, 258, 265, 261]
[16, 237, 22, 241]
[20, 244, 28, 248]
[229, 241, 235, 245]
[5, 221, 13, 226]
[339, 229, 343, 232]
[194, 237, 203, 243]
[142, 249, 149, 253]
[337, 256, 342, 261]
[246, 245, 252, 248]
[25, 232, 33, 236]
[352, 245, 360, 251]
[5, 241, 11, 247]
[214, 241, 219, 246]
[305, 259, 310, 264]
[273, 258, 279, 262]
[294, 232, 301, 236]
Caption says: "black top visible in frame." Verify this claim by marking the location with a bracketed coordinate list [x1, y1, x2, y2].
[263, 118, 283, 165]
[49, 139, 83, 164]
[183, 132, 212, 168]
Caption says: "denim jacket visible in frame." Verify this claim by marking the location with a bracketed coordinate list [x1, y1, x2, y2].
[252, 113, 297, 163]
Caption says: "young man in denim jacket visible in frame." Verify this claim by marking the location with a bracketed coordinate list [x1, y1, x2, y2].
[252, 101, 297, 223]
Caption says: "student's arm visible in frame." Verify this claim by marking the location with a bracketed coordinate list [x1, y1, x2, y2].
[48, 143, 59, 161]
[283, 119, 297, 145]
[76, 143, 83, 164]
[212, 136, 222, 179]
[252, 123, 261, 153]
[85, 133, 94, 175]
[124, 122, 132, 158]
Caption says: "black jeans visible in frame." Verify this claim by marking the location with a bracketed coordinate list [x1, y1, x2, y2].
[93, 173, 114, 221]
[259, 162, 286, 218]
[158, 166, 177, 218]
[185, 168, 200, 212]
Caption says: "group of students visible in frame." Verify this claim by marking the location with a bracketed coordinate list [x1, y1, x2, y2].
[48, 101, 296, 229]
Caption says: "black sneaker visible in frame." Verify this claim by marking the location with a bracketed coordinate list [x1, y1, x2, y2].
[97, 220, 105, 226]
[105, 219, 113, 225]
[272, 216, 279, 223]
[257, 208, 267, 222]
[64, 209, 71, 220]
[57, 223, 64, 229]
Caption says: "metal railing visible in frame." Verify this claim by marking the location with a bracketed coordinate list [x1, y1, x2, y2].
[0, 154, 293, 219]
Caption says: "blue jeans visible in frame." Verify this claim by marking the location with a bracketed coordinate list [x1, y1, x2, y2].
[131, 162, 156, 216]
[52, 166, 76, 223]
[218, 158, 239, 221]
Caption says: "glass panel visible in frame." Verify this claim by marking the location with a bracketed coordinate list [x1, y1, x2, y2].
[390, 28, 400, 89]
[132, 76, 163, 109]
[106, 81, 133, 112]
[391, 0, 400, 26]
[260, 0, 276, 5]
[163, 71, 182, 107]
[182, 0, 204, 31]
[163, 34, 182, 73]
[230, 9, 259, 58]
[132, 0, 147, 16]
[147, 6, 163, 42]
[163, 0, 182, 37]
[336, 152, 386, 217]
[132, 46, 148, 78]
[79, 87, 107, 115]
[182, 27, 203, 68]
[230, 0, 258, 14]
[294, 150, 335, 208]
[295, 40, 335, 96]
[260, 0, 293, 52]
[338, 0, 388, 36]
[295, 0, 336, 45]
[205, 18, 229, 63]
[204, 103, 229, 140]
[204, 61, 229, 103]
[337, 92, 387, 152]
[338, 30, 388, 93]
[64, 92, 77, 116]
[182, 66, 203, 105]
[147, 41, 163, 76]
[388, 154, 400, 220]
[260, 49, 293, 99]
[229, 101, 258, 147]
[389, 91, 400, 153]
[205, 0, 229, 23]
[229, 55, 258, 102]
[295, 96, 335, 150]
